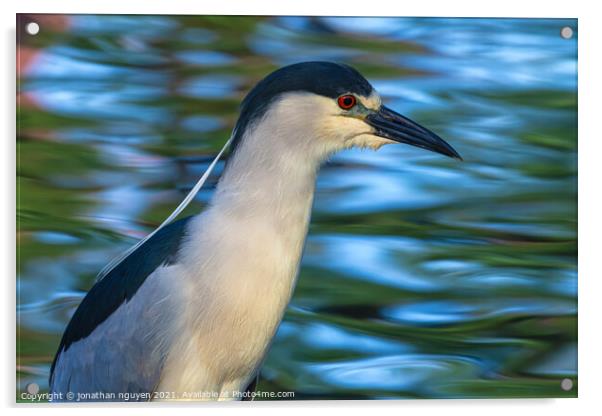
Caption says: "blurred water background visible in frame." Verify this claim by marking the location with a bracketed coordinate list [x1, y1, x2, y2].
[16, 15, 577, 400]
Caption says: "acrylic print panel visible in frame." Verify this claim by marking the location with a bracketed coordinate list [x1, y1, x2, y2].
[16, 14, 577, 402]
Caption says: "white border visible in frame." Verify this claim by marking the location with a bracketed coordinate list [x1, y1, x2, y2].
[3, 1, 600, 415]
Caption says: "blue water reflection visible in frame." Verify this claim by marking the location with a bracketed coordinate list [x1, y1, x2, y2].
[17, 15, 577, 399]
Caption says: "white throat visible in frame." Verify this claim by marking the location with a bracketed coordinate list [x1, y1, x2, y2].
[211, 100, 328, 228]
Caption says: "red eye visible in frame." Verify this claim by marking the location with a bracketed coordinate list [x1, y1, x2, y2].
[337, 95, 356, 110]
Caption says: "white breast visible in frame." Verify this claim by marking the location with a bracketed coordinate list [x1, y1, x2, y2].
[157, 157, 318, 397]
[156, 198, 313, 399]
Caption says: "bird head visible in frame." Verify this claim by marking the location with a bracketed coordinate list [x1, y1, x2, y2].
[230, 61, 461, 164]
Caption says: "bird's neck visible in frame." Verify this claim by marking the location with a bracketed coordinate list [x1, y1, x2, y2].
[172, 129, 325, 391]
[210, 129, 323, 229]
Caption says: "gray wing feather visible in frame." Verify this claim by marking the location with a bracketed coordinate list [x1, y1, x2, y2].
[50, 217, 192, 401]
[51, 265, 172, 401]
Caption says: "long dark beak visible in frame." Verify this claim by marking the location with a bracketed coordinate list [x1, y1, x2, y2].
[365, 106, 462, 160]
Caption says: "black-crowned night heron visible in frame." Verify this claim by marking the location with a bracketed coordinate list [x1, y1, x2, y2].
[49, 61, 461, 401]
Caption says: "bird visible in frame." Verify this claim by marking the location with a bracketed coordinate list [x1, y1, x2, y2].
[49, 61, 461, 402]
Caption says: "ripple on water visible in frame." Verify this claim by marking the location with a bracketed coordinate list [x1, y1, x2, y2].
[312, 354, 481, 393]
